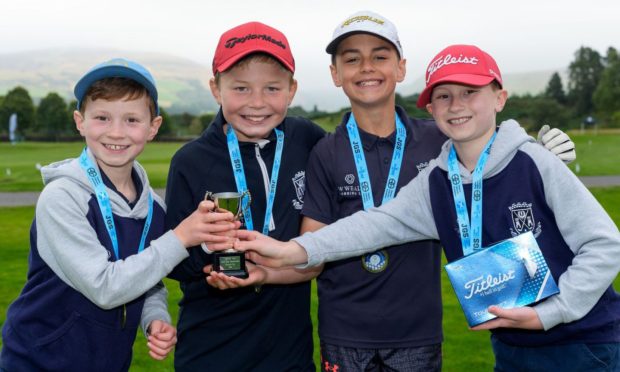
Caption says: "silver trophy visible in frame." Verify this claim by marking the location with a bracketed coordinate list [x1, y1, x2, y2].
[204, 191, 252, 278]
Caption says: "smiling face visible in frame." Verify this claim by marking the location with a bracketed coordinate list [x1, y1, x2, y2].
[426, 83, 507, 149]
[330, 33, 406, 110]
[75, 94, 161, 176]
[210, 57, 297, 142]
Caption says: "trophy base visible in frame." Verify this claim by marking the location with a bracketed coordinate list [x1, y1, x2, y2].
[213, 251, 249, 279]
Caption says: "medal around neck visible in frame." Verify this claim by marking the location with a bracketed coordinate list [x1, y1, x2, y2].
[444, 231, 559, 327]
[204, 191, 252, 279]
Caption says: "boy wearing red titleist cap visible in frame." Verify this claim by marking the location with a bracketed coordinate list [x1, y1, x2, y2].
[235, 44, 620, 371]
[0, 58, 237, 371]
[164, 22, 324, 370]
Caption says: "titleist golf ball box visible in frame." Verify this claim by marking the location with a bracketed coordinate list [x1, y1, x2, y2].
[444, 231, 559, 327]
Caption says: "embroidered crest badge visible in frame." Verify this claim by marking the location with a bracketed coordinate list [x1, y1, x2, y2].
[509, 202, 542, 237]
[291, 171, 305, 210]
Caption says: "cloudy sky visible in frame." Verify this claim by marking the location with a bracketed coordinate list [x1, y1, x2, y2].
[1, 0, 618, 109]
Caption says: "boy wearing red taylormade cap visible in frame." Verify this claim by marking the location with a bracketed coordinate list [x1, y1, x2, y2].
[236, 44, 620, 371]
[164, 22, 324, 370]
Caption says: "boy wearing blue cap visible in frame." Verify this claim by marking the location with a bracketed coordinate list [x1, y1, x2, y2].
[0, 58, 237, 371]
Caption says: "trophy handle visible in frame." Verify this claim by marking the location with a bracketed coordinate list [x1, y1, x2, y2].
[204, 191, 218, 211]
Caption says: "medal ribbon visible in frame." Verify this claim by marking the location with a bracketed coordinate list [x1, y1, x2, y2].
[447, 132, 496, 256]
[79, 148, 153, 261]
[226, 126, 284, 234]
[346, 112, 406, 210]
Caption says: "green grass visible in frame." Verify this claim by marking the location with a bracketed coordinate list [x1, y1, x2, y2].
[0, 142, 184, 191]
[566, 131, 620, 176]
[1, 132, 619, 192]
[1, 189, 619, 370]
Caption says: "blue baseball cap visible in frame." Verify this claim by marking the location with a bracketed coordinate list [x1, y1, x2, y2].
[74, 58, 159, 115]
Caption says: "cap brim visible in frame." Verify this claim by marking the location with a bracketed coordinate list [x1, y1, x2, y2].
[215, 48, 295, 74]
[325, 31, 402, 58]
[416, 75, 496, 108]
[74, 65, 159, 113]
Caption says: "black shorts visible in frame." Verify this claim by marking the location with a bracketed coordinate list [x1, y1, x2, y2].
[320, 342, 442, 372]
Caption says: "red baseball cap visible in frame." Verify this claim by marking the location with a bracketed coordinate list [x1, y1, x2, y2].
[212, 21, 295, 75]
[416, 44, 502, 108]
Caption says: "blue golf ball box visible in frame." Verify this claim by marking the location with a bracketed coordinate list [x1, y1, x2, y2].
[444, 231, 559, 327]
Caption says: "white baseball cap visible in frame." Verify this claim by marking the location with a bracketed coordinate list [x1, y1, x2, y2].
[326, 10, 403, 58]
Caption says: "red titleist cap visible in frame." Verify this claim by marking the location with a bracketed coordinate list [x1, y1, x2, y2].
[212, 21, 295, 75]
[416, 44, 502, 108]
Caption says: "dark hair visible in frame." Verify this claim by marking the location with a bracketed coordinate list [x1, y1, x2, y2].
[80, 77, 157, 119]
[214, 52, 294, 86]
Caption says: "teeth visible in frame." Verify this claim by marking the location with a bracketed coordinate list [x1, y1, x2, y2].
[359, 80, 380, 87]
[449, 117, 470, 125]
[105, 144, 127, 150]
[245, 116, 267, 122]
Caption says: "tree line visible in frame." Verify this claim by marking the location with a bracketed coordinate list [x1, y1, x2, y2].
[0, 45, 618, 141]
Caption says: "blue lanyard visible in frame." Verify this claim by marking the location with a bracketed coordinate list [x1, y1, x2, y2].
[346, 112, 406, 210]
[78, 148, 153, 261]
[447, 132, 497, 256]
[226, 126, 284, 234]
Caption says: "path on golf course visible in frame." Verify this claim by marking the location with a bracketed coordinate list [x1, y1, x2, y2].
[1, 176, 620, 207]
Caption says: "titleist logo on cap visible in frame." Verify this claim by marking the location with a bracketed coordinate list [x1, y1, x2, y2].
[225, 34, 287, 49]
[426, 54, 479, 83]
[342, 15, 385, 28]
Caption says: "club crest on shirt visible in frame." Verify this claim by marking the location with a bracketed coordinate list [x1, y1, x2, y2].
[362, 250, 389, 273]
[291, 171, 305, 210]
[338, 173, 361, 198]
[509, 202, 542, 237]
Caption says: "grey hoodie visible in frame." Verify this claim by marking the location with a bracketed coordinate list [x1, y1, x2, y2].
[36, 149, 189, 331]
[295, 120, 620, 334]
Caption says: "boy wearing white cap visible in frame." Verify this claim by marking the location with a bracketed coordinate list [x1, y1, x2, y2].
[297, 11, 574, 371]
[236, 44, 620, 371]
[0, 58, 236, 371]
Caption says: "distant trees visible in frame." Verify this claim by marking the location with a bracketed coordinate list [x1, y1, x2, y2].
[567, 46, 604, 116]
[0, 86, 36, 135]
[544, 72, 567, 105]
[593, 47, 620, 122]
[2, 43, 620, 141]
[36, 93, 71, 139]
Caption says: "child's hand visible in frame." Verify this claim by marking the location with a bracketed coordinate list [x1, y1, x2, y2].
[147, 320, 177, 360]
[234, 230, 308, 268]
[537, 125, 576, 164]
[204, 261, 267, 290]
[173, 200, 241, 249]
[471, 305, 543, 330]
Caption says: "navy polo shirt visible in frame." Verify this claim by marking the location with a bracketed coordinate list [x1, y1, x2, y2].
[302, 106, 448, 348]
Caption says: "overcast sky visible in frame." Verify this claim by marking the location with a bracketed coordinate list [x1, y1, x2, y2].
[1, 0, 618, 108]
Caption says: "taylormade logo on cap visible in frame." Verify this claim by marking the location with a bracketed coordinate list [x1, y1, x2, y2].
[224, 34, 287, 50]
[212, 21, 295, 75]
[326, 10, 403, 58]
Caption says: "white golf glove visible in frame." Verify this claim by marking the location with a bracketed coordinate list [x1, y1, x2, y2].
[537, 125, 576, 164]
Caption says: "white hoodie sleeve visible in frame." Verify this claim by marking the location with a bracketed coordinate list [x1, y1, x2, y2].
[294, 163, 440, 267]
